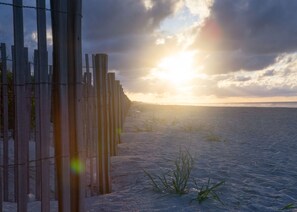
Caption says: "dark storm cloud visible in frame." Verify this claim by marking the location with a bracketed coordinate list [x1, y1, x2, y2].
[198, 0, 297, 53]
[193, 0, 297, 74]
[83, 0, 180, 46]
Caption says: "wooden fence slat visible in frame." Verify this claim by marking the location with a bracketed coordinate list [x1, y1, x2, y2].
[113, 79, 117, 146]
[102, 56, 111, 193]
[94, 54, 111, 194]
[67, 1, 85, 211]
[84, 54, 94, 196]
[107, 73, 116, 156]
[36, 0, 51, 211]
[12, 0, 28, 210]
[11, 45, 16, 203]
[115, 80, 122, 144]
[1, 43, 9, 202]
[92, 55, 100, 195]
[51, 0, 71, 211]
[23, 47, 30, 196]
[34, 50, 41, 201]
[94, 54, 105, 194]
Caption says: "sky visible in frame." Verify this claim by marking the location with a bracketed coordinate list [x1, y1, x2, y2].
[1, 0, 297, 105]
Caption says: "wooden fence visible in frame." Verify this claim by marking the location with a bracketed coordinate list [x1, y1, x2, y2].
[0, 1, 131, 211]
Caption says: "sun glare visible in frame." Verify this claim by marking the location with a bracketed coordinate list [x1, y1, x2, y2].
[152, 51, 198, 85]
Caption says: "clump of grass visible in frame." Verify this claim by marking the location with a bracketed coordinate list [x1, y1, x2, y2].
[204, 131, 226, 142]
[191, 178, 225, 205]
[144, 149, 193, 195]
[280, 203, 297, 210]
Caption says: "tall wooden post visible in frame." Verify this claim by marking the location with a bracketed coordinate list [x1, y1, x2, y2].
[1, 43, 9, 201]
[94, 54, 111, 194]
[115, 80, 121, 144]
[51, 0, 71, 211]
[84, 54, 94, 195]
[34, 50, 41, 201]
[36, 0, 51, 211]
[23, 47, 30, 195]
[13, 0, 28, 211]
[67, 1, 85, 211]
[92, 55, 99, 195]
[51, 0, 84, 211]
[107, 73, 116, 156]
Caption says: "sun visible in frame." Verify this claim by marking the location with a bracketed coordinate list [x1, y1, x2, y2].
[151, 51, 198, 85]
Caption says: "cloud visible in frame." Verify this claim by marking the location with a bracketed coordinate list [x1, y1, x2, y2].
[262, 69, 274, 77]
[190, 0, 297, 75]
[82, 0, 183, 92]
[210, 53, 297, 97]
[185, 0, 214, 19]
[196, 0, 297, 54]
[82, 0, 181, 45]
[196, 50, 276, 74]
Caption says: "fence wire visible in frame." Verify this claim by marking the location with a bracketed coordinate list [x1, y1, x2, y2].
[0, 1, 83, 17]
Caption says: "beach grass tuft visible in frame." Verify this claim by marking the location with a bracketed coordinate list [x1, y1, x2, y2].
[280, 203, 297, 210]
[204, 131, 225, 142]
[192, 178, 225, 205]
[144, 149, 193, 195]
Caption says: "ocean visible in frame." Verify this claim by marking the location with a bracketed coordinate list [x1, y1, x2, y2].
[197, 101, 297, 108]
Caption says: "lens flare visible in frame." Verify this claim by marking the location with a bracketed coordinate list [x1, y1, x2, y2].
[70, 158, 84, 174]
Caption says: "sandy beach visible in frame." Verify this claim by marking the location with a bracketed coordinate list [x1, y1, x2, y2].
[84, 102, 297, 211]
[2, 102, 297, 211]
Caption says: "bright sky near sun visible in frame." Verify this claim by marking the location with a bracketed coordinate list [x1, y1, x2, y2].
[124, 0, 297, 105]
[134, 0, 217, 105]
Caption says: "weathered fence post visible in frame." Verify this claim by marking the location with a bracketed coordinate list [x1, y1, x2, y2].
[23, 47, 30, 196]
[13, 0, 28, 210]
[1, 43, 9, 202]
[33, 50, 41, 201]
[115, 80, 122, 144]
[51, 0, 71, 211]
[67, 1, 85, 211]
[84, 54, 95, 196]
[36, 0, 51, 210]
[107, 73, 116, 156]
[91, 55, 99, 195]
[51, 0, 84, 211]
[94, 54, 111, 194]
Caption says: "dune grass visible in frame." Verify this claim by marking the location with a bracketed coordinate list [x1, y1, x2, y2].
[205, 133, 223, 142]
[144, 149, 193, 195]
[191, 178, 225, 205]
[144, 150, 226, 205]
[280, 203, 297, 210]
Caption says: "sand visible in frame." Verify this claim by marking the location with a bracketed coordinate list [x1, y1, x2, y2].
[2, 102, 297, 211]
